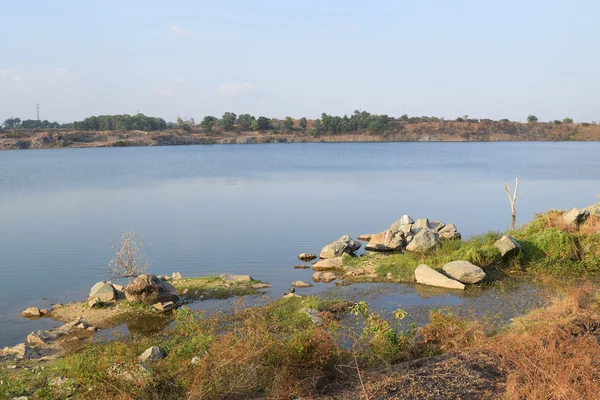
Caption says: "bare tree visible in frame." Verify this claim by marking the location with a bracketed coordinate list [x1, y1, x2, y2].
[107, 231, 151, 279]
[504, 177, 533, 230]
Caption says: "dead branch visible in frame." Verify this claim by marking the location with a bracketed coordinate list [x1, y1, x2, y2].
[107, 231, 151, 279]
[504, 177, 533, 230]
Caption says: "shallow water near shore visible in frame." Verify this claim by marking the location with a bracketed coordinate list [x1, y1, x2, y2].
[1, 141, 600, 346]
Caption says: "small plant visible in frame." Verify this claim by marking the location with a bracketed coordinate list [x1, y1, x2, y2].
[107, 231, 151, 279]
[394, 308, 407, 320]
[349, 301, 369, 318]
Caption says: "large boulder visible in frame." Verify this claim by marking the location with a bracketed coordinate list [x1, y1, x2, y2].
[312, 257, 343, 271]
[414, 264, 465, 290]
[124, 274, 179, 305]
[365, 229, 404, 251]
[442, 261, 486, 284]
[563, 208, 590, 225]
[89, 281, 117, 302]
[390, 215, 414, 235]
[494, 235, 522, 258]
[412, 218, 430, 232]
[428, 220, 446, 232]
[439, 223, 461, 239]
[319, 235, 361, 259]
[586, 203, 600, 217]
[406, 229, 439, 253]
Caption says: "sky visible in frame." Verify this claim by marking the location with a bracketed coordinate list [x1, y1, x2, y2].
[1, 0, 599, 123]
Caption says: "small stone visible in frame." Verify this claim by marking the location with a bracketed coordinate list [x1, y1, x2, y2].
[191, 356, 201, 366]
[172, 272, 183, 280]
[312, 271, 336, 283]
[297, 253, 317, 261]
[220, 273, 252, 282]
[88, 297, 103, 308]
[153, 301, 175, 312]
[20, 307, 41, 318]
[357, 234, 374, 241]
[283, 293, 301, 298]
[251, 283, 272, 289]
[183, 288, 189, 294]
[76, 322, 88, 330]
[87, 326, 96, 332]
[494, 235, 522, 258]
[293, 265, 311, 269]
[386, 272, 393, 279]
[291, 280, 313, 288]
[112, 283, 125, 292]
[89, 281, 117, 302]
[300, 308, 323, 326]
[138, 346, 165, 363]
[334, 281, 352, 286]
[39, 309, 48, 316]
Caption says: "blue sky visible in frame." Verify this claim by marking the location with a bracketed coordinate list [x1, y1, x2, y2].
[1, 0, 599, 123]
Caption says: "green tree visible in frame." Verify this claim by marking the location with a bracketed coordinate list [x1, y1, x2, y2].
[249, 119, 259, 131]
[283, 116, 294, 132]
[257, 116, 271, 130]
[400, 114, 409, 122]
[563, 117, 574, 124]
[299, 117, 308, 130]
[237, 114, 255, 130]
[219, 112, 237, 131]
[527, 115, 538, 123]
[3, 117, 21, 128]
[200, 116, 217, 133]
[309, 119, 321, 136]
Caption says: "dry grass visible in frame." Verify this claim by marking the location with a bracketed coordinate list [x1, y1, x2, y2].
[525, 209, 600, 235]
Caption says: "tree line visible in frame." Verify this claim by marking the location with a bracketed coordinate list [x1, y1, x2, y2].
[2, 112, 583, 134]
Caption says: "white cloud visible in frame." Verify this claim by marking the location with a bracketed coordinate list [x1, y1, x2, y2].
[170, 25, 190, 36]
[216, 83, 253, 96]
[35, 67, 68, 84]
[0, 69, 23, 83]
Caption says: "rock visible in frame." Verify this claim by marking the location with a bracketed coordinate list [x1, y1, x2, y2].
[293, 265, 311, 269]
[109, 362, 150, 384]
[292, 281, 313, 288]
[0, 343, 39, 360]
[563, 207, 590, 225]
[251, 283, 272, 289]
[357, 234, 374, 241]
[20, 307, 41, 318]
[439, 224, 460, 239]
[390, 215, 414, 235]
[220, 273, 252, 282]
[39, 309, 48, 316]
[283, 292, 301, 298]
[301, 308, 323, 326]
[442, 261, 486, 284]
[125, 274, 180, 305]
[27, 330, 61, 345]
[429, 220, 446, 231]
[406, 229, 439, 253]
[172, 272, 183, 280]
[297, 253, 317, 261]
[413, 218, 430, 232]
[88, 297, 103, 308]
[153, 301, 175, 312]
[138, 346, 165, 363]
[406, 235, 413, 243]
[415, 264, 465, 290]
[319, 235, 361, 259]
[87, 326, 96, 332]
[76, 322, 88, 330]
[365, 229, 404, 252]
[312, 257, 343, 271]
[312, 272, 337, 283]
[386, 272, 393, 279]
[439, 223, 457, 234]
[334, 281, 352, 286]
[112, 283, 124, 292]
[89, 281, 117, 302]
[494, 234, 522, 258]
[586, 203, 600, 217]
[191, 356, 201, 366]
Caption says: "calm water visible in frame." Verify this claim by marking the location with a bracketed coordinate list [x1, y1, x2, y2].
[1, 142, 599, 347]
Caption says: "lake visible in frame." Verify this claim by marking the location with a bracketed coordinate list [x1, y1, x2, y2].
[1, 142, 599, 347]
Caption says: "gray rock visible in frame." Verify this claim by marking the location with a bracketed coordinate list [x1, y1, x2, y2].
[442, 261, 486, 284]
[494, 235, 522, 258]
[365, 230, 404, 252]
[413, 218, 430, 232]
[406, 229, 439, 253]
[292, 280, 313, 288]
[138, 346, 165, 363]
[89, 281, 117, 302]
[586, 203, 600, 217]
[88, 297, 103, 308]
[0, 343, 39, 360]
[390, 215, 414, 234]
[312, 257, 343, 271]
[125, 274, 180, 305]
[414, 264, 465, 290]
[297, 253, 317, 261]
[301, 308, 323, 326]
[429, 220, 446, 232]
[440, 231, 461, 240]
[312, 272, 337, 283]
[27, 330, 62, 345]
[20, 307, 41, 318]
[319, 235, 361, 259]
[220, 273, 252, 282]
[563, 207, 590, 225]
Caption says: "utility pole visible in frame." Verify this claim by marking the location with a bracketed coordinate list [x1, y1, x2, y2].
[36, 103, 40, 121]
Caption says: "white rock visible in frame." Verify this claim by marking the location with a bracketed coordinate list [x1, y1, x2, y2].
[414, 264, 465, 290]
[442, 261, 486, 284]
[138, 346, 165, 363]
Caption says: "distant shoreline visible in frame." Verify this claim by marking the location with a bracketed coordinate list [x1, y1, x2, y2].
[3, 121, 600, 150]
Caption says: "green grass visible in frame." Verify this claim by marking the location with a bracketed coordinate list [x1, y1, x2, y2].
[171, 276, 268, 300]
